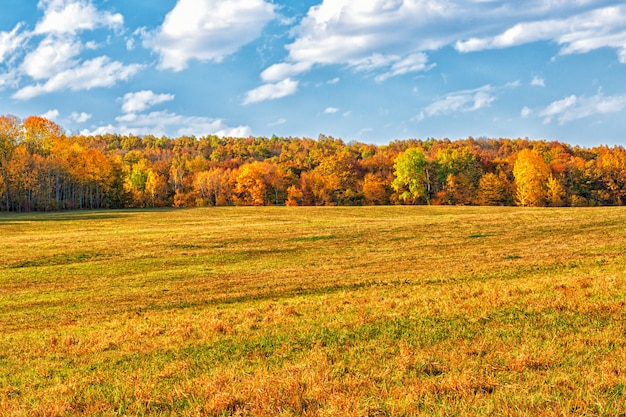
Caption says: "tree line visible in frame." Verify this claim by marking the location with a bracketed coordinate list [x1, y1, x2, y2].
[1, 114, 625, 212]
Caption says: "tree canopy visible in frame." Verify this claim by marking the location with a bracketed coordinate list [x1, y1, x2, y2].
[1, 115, 625, 211]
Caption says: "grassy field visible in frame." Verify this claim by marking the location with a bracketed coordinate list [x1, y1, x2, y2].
[1, 206, 625, 416]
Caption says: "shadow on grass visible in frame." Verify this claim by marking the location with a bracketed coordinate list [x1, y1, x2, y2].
[0, 207, 181, 223]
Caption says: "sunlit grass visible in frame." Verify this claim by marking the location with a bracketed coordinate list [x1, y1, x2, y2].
[1, 206, 625, 416]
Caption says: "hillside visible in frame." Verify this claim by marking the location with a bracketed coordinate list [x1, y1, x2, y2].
[1, 115, 626, 212]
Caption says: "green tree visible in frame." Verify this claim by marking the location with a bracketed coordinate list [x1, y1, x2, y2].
[392, 148, 430, 204]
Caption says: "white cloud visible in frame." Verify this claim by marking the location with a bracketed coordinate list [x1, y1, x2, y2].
[243, 78, 299, 105]
[13, 57, 143, 100]
[0, 71, 18, 89]
[261, 0, 626, 90]
[350, 54, 398, 72]
[261, 62, 312, 82]
[121, 90, 175, 114]
[287, 0, 450, 66]
[327, 77, 340, 85]
[538, 92, 626, 125]
[521, 106, 533, 118]
[257, 0, 456, 86]
[70, 111, 91, 123]
[416, 81, 522, 121]
[41, 109, 60, 120]
[21, 36, 82, 80]
[145, 0, 277, 71]
[0, 24, 28, 65]
[1, 1, 143, 101]
[531, 76, 545, 87]
[539, 95, 578, 124]
[34, 0, 123, 35]
[268, 118, 287, 127]
[83, 110, 251, 138]
[455, 19, 565, 52]
[324, 107, 339, 114]
[374, 53, 433, 82]
[455, 5, 626, 63]
[418, 85, 497, 120]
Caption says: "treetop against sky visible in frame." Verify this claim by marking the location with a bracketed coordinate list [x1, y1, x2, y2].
[1, 1, 626, 146]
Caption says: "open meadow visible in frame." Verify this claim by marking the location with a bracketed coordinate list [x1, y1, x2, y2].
[1, 206, 625, 416]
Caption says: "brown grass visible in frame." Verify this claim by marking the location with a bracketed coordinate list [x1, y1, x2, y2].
[0, 206, 625, 415]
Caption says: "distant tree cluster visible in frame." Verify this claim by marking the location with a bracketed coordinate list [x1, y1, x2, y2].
[1, 114, 625, 212]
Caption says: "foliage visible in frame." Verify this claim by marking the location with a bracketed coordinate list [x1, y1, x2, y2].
[1, 114, 626, 211]
[391, 147, 430, 204]
[513, 148, 551, 207]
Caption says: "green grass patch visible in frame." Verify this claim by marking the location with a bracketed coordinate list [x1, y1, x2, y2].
[7, 251, 109, 268]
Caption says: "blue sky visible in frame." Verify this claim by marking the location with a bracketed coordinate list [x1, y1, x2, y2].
[1, 0, 626, 147]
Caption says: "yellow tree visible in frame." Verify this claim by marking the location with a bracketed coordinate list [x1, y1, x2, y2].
[513, 149, 550, 207]
[22, 116, 63, 155]
[234, 162, 286, 206]
[285, 185, 303, 206]
[477, 172, 512, 206]
[145, 169, 169, 207]
[546, 175, 566, 207]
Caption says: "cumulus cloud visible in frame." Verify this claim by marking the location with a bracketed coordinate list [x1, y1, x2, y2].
[286, 0, 450, 66]
[13, 57, 143, 100]
[70, 111, 91, 123]
[21, 36, 82, 80]
[1, 0, 144, 101]
[41, 109, 60, 120]
[34, 0, 123, 35]
[83, 111, 251, 138]
[324, 107, 339, 114]
[258, 0, 626, 95]
[121, 90, 175, 114]
[538, 92, 626, 124]
[145, 0, 277, 71]
[243, 78, 299, 105]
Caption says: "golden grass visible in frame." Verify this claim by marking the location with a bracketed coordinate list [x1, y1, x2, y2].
[1, 206, 625, 416]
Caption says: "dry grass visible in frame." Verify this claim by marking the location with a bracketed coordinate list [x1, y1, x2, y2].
[1, 206, 625, 416]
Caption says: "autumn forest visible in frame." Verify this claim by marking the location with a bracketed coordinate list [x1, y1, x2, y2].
[1, 114, 625, 212]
